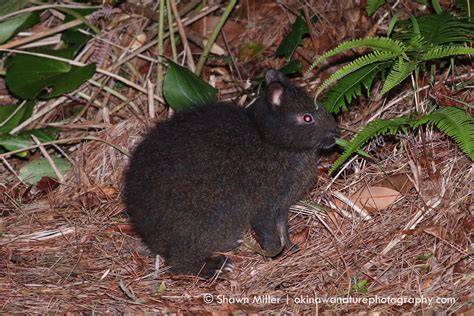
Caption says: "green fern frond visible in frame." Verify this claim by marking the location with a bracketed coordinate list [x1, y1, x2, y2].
[329, 117, 413, 174]
[407, 35, 428, 50]
[315, 51, 400, 98]
[306, 37, 407, 73]
[330, 107, 474, 173]
[380, 59, 417, 95]
[323, 63, 383, 114]
[366, 0, 385, 16]
[336, 138, 372, 158]
[395, 12, 474, 46]
[421, 45, 474, 61]
[415, 107, 474, 160]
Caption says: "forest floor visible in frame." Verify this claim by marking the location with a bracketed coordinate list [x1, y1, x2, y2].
[1, 0, 472, 314]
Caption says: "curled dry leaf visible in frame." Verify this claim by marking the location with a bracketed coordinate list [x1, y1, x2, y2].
[422, 276, 434, 290]
[35, 176, 59, 193]
[129, 33, 147, 51]
[30, 176, 59, 197]
[463, 218, 474, 230]
[202, 38, 226, 56]
[350, 185, 402, 213]
[234, 0, 281, 19]
[453, 259, 466, 274]
[326, 210, 343, 229]
[190, 17, 245, 47]
[374, 173, 414, 195]
[402, 225, 448, 240]
[422, 225, 448, 239]
[89, 185, 118, 198]
[291, 227, 310, 247]
[111, 223, 135, 234]
[430, 82, 460, 107]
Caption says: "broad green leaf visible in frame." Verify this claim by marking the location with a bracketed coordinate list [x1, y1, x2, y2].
[432, 0, 443, 14]
[61, 29, 92, 50]
[0, 0, 27, 14]
[25, 33, 90, 61]
[163, 62, 217, 111]
[276, 14, 315, 61]
[6, 53, 96, 99]
[0, 0, 39, 44]
[0, 12, 40, 44]
[0, 100, 34, 133]
[63, 8, 98, 23]
[0, 128, 58, 157]
[278, 60, 302, 75]
[367, 0, 385, 16]
[19, 156, 71, 185]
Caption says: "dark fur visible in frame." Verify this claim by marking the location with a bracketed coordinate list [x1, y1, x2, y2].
[124, 70, 339, 278]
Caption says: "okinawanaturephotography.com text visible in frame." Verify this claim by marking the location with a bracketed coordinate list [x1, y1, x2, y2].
[202, 293, 456, 306]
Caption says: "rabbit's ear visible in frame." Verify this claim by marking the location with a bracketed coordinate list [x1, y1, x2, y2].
[266, 82, 284, 108]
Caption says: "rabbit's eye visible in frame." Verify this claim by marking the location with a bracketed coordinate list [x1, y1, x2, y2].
[303, 114, 314, 123]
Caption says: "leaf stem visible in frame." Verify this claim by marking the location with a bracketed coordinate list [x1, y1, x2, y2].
[195, 0, 237, 76]
[156, 0, 165, 103]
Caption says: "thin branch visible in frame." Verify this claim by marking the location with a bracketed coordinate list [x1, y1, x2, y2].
[0, 136, 129, 160]
[195, 0, 237, 75]
[156, 0, 165, 101]
[169, 0, 195, 71]
[31, 135, 65, 183]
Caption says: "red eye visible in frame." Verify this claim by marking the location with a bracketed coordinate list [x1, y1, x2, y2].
[303, 114, 314, 123]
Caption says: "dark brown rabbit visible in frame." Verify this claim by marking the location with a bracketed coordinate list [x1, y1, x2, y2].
[124, 69, 339, 279]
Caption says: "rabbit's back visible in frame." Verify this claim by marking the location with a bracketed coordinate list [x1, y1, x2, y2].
[125, 103, 260, 255]
[124, 69, 339, 277]
[124, 102, 318, 257]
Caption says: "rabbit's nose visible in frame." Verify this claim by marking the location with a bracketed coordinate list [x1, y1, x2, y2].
[331, 126, 341, 137]
[321, 127, 340, 151]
